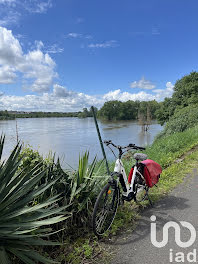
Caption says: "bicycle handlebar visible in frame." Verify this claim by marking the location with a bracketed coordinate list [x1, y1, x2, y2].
[104, 140, 146, 151]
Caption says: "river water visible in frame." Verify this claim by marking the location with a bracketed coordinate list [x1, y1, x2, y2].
[0, 117, 163, 168]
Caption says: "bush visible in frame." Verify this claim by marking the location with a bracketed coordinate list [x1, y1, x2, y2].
[18, 145, 108, 234]
[163, 104, 198, 135]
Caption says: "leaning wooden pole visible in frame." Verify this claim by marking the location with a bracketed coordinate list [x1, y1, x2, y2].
[91, 106, 110, 175]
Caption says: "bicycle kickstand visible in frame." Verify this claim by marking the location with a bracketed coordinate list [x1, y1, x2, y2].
[146, 189, 153, 207]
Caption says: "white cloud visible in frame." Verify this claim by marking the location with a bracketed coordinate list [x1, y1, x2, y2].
[53, 84, 74, 97]
[0, 26, 23, 65]
[0, 0, 16, 4]
[34, 40, 44, 50]
[66, 33, 82, 38]
[130, 77, 156, 90]
[66, 32, 92, 40]
[0, 87, 103, 112]
[88, 40, 118, 48]
[0, 65, 16, 83]
[152, 81, 174, 100]
[0, 10, 20, 26]
[0, 26, 57, 92]
[34, 41, 64, 54]
[46, 44, 64, 54]
[29, 0, 52, 14]
[166, 81, 174, 91]
[103, 89, 156, 102]
[0, 0, 52, 26]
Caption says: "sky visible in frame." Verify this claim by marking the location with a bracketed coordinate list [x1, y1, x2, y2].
[0, 0, 198, 112]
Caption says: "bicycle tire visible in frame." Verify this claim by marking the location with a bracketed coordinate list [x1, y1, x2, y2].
[92, 182, 119, 236]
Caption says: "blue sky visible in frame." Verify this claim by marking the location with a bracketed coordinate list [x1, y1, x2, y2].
[0, 0, 198, 111]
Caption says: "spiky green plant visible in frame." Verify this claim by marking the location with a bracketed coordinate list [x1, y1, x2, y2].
[69, 152, 108, 226]
[0, 135, 70, 264]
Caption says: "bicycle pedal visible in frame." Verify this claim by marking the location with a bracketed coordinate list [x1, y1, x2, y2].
[122, 192, 135, 202]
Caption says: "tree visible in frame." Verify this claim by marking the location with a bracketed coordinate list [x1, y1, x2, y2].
[172, 71, 198, 107]
[78, 108, 90, 118]
[155, 98, 175, 125]
[156, 72, 198, 125]
[98, 101, 123, 120]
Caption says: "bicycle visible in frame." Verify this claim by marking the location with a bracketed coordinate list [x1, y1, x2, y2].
[92, 140, 152, 236]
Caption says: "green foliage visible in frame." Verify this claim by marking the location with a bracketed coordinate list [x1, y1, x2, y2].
[68, 153, 108, 228]
[2, 107, 98, 119]
[155, 98, 175, 125]
[122, 124, 198, 175]
[98, 101, 123, 120]
[61, 238, 104, 264]
[18, 144, 43, 172]
[78, 107, 98, 118]
[9, 107, 98, 119]
[162, 104, 198, 134]
[156, 71, 198, 124]
[98, 100, 159, 121]
[11, 111, 81, 118]
[18, 146, 108, 233]
[0, 110, 15, 120]
[172, 71, 198, 107]
[0, 135, 70, 264]
[143, 124, 198, 168]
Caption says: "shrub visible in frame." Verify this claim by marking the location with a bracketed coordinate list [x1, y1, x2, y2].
[18, 146, 108, 234]
[163, 104, 198, 135]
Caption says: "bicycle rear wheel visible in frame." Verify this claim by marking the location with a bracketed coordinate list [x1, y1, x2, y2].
[134, 184, 152, 205]
[92, 182, 119, 236]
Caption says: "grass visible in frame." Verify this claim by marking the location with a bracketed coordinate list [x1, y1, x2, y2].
[123, 124, 198, 175]
[144, 124, 198, 168]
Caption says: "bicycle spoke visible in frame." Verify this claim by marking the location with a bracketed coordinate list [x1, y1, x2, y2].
[92, 183, 119, 236]
[95, 210, 108, 233]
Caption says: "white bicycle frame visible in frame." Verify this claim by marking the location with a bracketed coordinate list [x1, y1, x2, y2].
[113, 158, 144, 196]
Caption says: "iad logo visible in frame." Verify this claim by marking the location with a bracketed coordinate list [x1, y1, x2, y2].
[150, 215, 196, 248]
[150, 215, 197, 263]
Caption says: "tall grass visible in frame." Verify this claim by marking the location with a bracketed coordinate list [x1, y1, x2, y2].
[122, 124, 198, 173]
[145, 124, 198, 167]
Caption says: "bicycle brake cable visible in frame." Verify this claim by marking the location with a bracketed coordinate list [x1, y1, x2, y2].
[107, 145, 117, 159]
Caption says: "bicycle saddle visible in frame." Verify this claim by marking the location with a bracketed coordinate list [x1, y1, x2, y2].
[134, 153, 147, 161]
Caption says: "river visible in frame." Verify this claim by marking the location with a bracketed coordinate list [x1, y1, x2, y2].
[0, 117, 163, 169]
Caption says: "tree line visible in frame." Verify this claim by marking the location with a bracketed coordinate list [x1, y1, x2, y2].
[97, 100, 159, 121]
[0, 108, 98, 119]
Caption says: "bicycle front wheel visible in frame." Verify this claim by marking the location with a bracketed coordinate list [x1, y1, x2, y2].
[92, 182, 119, 236]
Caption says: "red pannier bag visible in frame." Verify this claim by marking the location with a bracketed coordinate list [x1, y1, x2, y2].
[128, 159, 162, 188]
[128, 167, 134, 184]
[141, 159, 162, 187]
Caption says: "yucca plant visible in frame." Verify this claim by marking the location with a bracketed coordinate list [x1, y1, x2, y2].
[0, 135, 71, 264]
[69, 152, 108, 226]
